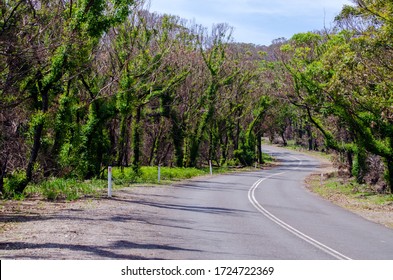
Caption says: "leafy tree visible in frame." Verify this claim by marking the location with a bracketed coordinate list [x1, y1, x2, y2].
[114, 10, 191, 172]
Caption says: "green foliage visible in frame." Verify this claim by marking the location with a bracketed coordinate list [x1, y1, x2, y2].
[351, 148, 367, 183]
[234, 131, 256, 166]
[27, 111, 47, 138]
[111, 166, 207, 185]
[291, 32, 322, 46]
[34, 178, 98, 201]
[2, 172, 28, 200]
[70, 0, 134, 38]
[234, 149, 255, 167]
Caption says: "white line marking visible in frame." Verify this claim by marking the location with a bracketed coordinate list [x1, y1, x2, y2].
[248, 154, 352, 260]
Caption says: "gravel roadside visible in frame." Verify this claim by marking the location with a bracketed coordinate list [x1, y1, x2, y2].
[0, 187, 180, 259]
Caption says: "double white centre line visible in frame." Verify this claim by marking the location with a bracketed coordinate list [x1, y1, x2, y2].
[248, 155, 352, 260]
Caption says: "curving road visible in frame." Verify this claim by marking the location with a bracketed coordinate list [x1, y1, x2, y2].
[137, 146, 393, 260]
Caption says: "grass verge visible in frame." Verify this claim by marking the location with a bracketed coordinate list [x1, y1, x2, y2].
[12, 158, 274, 201]
[22, 166, 212, 201]
[306, 172, 393, 229]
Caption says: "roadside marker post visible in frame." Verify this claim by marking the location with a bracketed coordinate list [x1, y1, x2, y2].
[209, 160, 213, 175]
[108, 166, 112, 198]
[158, 165, 161, 183]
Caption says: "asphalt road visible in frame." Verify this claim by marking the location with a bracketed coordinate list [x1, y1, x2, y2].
[138, 146, 393, 260]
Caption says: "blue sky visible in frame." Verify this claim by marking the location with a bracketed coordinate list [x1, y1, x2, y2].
[149, 0, 352, 45]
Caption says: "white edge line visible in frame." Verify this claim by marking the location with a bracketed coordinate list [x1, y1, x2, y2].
[248, 154, 352, 260]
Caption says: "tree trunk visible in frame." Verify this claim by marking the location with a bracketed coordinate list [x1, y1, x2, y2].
[220, 129, 230, 166]
[188, 135, 200, 168]
[385, 157, 393, 194]
[281, 131, 287, 146]
[20, 87, 49, 193]
[0, 156, 8, 195]
[347, 151, 353, 173]
[149, 135, 158, 166]
[132, 106, 142, 174]
[25, 123, 44, 183]
[257, 134, 264, 164]
[352, 148, 367, 184]
[234, 119, 241, 150]
[306, 124, 313, 151]
[117, 116, 131, 167]
[170, 114, 185, 167]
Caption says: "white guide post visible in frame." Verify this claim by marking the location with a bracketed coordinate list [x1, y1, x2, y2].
[108, 166, 112, 198]
[209, 160, 213, 176]
[158, 165, 161, 183]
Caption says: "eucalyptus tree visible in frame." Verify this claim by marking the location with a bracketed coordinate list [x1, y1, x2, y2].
[186, 23, 236, 167]
[218, 44, 271, 166]
[114, 10, 191, 172]
[154, 18, 198, 167]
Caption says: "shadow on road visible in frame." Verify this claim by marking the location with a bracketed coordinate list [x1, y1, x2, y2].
[112, 196, 250, 216]
[0, 239, 201, 259]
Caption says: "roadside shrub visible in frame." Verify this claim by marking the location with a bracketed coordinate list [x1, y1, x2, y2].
[2, 172, 28, 199]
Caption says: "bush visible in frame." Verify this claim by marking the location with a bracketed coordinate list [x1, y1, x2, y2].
[2, 172, 28, 199]
[234, 148, 255, 166]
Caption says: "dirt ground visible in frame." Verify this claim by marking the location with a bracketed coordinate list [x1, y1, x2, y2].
[0, 187, 184, 259]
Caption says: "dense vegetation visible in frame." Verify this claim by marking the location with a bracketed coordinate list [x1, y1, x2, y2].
[1, 0, 392, 198]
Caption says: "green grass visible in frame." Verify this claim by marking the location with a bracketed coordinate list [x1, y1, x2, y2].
[110, 166, 210, 185]
[26, 178, 104, 201]
[19, 165, 232, 201]
[262, 152, 274, 163]
[373, 194, 393, 205]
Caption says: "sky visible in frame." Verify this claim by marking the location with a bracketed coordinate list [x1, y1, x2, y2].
[149, 0, 353, 46]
